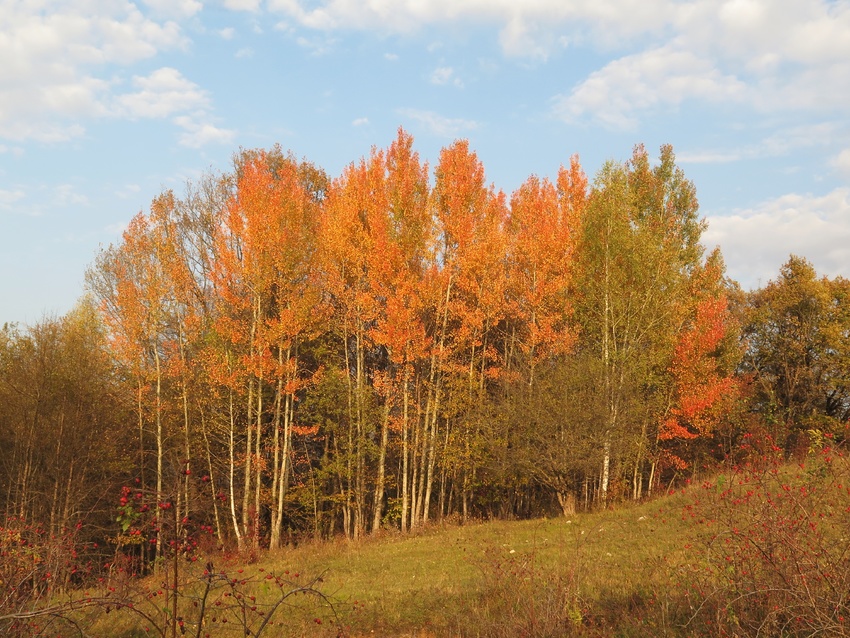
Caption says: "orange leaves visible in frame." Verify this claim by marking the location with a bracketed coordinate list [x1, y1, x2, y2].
[433, 141, 508, 371]
[207, 148, 324, 392]
[662, 288, 740, 470]
[507, 160, 586, 371]
[659, 417, 699, 442]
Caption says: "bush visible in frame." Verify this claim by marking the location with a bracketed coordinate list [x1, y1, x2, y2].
[674, 441, 850, 636]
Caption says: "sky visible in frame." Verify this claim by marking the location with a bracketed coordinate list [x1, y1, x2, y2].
[2, 0, 850, 327]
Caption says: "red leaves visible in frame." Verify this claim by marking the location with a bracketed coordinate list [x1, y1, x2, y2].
[660, 255, 741, 469]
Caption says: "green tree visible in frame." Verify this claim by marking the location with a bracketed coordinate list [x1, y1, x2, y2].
[571, 144, 705, 502]
[743, 255, 850, 450]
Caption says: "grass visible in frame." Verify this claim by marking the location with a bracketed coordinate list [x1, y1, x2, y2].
[253, 493, 697, 636]
[76, 495, 694, 637]
[11, 452, 850, 636]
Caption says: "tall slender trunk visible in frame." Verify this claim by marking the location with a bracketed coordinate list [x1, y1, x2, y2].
[199, 406, 222, 542]
[632, 420, 647, 500]
[354, 326, 366, 539]
[137, 378, 145, 506]
[342, 320, 355, 539]
[271, 344, 295, 549]
[228, 386, 243, 549]
[600, 214, 612, 504]
[400, 368, 410, 533]
[253, 373, 263, 549]
[372, 397, 390, 532]
[242, 376, 254, 540]
[180, 376, 191, 530]
[414, 389, 430, 527]
[410, 391, 422, 529]
[270, 344, 285, 550]
[422, 273, 452, 525]
[242, 294, 260, 545]
[154, 345, 163, 562]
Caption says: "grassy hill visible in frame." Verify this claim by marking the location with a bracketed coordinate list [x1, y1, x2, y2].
[201, 450, 850, 637]
[263, 495, 693, 636]
[8, 450, 850, 637]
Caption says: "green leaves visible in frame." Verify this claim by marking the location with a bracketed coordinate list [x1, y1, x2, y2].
[743, 255, 850, 446]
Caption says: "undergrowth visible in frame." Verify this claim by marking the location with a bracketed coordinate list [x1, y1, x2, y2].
[4, 442, 850, 636]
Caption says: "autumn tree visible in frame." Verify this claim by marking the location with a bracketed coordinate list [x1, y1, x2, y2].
[658, 249, 742, 476]
[209, 148, 326, 548]
[571, 144, 705, 502]
[88, 205, 182, 560]
[0, 301, 131, 534]
[318, 148, 388, 539]
[65, 133, 759, 547]
[428, 139, 510, 522]
[497, 157, 586, 514]
[743, 255, 850, 450]
[366, 129, 433, 532]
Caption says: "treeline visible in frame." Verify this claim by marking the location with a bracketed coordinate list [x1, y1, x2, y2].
[2, 130, 848, 556]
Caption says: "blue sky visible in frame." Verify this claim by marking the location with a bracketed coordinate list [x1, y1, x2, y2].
[2, 0, 850, 326]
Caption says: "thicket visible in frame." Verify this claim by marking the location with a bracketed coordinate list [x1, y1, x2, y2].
[1, 132, 848, 633]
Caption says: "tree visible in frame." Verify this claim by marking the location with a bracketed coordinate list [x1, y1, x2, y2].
[0, 301, 131, 535]
[506, 157, 585, 386]
[88, 206, 179, 560]
[743, 255, 850, 450]
[497, 157, 586, 514]
[572, 144, 705, 502]
[430, 139, 509, 522]
[367, 129, 433, 532]
[659, 250, 741, 473]
[209, 148, 326, 548]
[318, 148, 388, 539]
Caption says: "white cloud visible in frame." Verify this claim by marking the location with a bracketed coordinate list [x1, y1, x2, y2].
[553, 47, 746, 130]
[113, 67, 210, 118]
[0, 0, 188, 142]
[703, 188, 850, 289]
[235, 47, 254, 58]
[833, 149, 850, 179]
[0, 62, 236, 148]
[294, 35, 336, 55]
[219, 27, 236, 40]
[173, 115, 236, 148]
[352, 117, 369, 126]
[498, 13, 554, 60]
[268, 0, 850, 132]
[678, 0, 850, 68]
[384, 52, 399, 61]
[267, 0, 672, 55]
[54, 184, 89, 207]
[397, 108, 479, 137]
[430, 66, 463, 88]
[141, 0, 202, 19]
[0, 189, 26, 210]
[0, 121, 87, 144]
[224, 0, 263, 11]
[679, 123, 841, 164]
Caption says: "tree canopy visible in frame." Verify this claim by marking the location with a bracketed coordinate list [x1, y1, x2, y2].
[2, 131, 846, 555]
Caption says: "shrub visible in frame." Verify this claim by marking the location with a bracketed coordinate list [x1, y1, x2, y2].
[675, 442, 850, 636]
